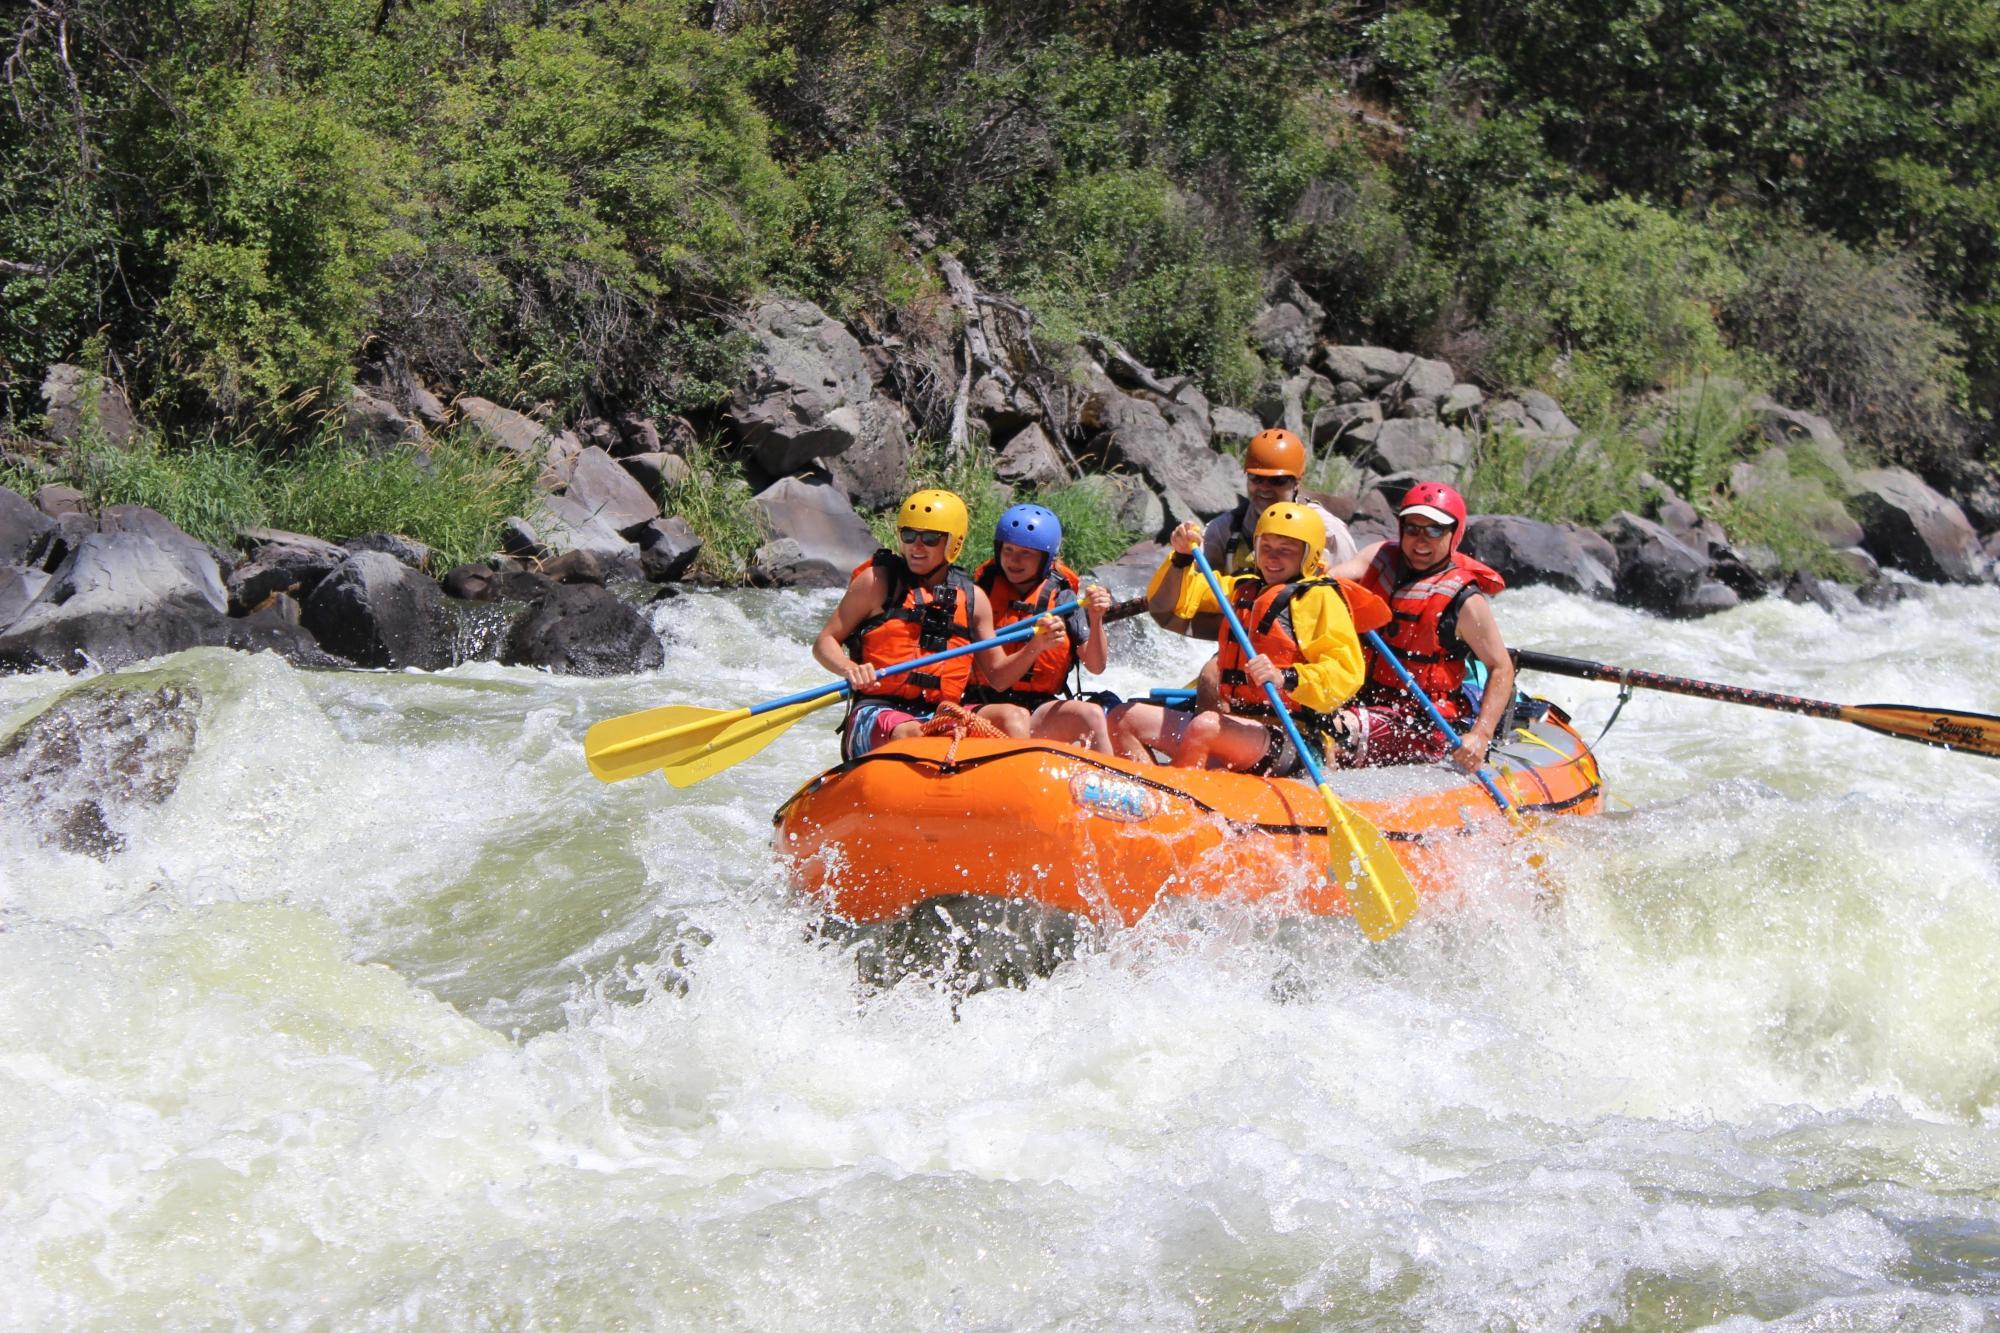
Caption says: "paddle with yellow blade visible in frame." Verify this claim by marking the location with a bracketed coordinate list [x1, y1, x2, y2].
[1190, 548, 1419, 940]
[1513, 648, 2000, 760]
[586, 600, 1080, 787]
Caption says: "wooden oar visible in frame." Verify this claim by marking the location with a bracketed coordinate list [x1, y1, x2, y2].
[1192, 549, 1418, 940]
[1512, 648, 2000, 760]
[586, 601, 1079, 785]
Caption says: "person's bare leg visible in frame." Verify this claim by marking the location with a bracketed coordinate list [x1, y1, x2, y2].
[1108, 702, 1192, 763]
[1031, 699, 1113, 753]
[974, 703, 1032, 738]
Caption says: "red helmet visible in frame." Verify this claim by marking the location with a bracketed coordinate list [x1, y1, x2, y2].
[1398, 482, 1468, 551]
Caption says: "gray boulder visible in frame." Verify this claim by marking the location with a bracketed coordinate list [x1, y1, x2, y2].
[0, 529, 302, 671]
[226, 541, 347, 614]
[728, 296, 876, 476]
[748, 476, 874, 588]
[527, 494, 642, 578]
[565, 445, 660, 530]
[343, 386, 421, 449]
[1250, 301, 1317, 369]
[0, 485, 54, 565]
[0, 682, 200, 860]
[301, 551, 452, 669]
[1083, 390, 1238, 515]
[1783, 570, 1862, 615]
[42, 363, 139, 447]
[1460, 516, 1616, 598]
[36, 484, 88, 517]
[1073, 473, 1167, 542]
[1520, 390, 1580, 439]
[620, 451, 692, 498]
[342, 532, 433, 572]
[1362, 419, 1471, 479]
[823, 395, 915, 508]
[1603, 512, 1710, 617]
[502, 583, 664, 676]
[631, 517, 703, 583]
[0, 567, 50, 629]
[1849, 468, 1983, 583]
[1317, 346, 1412, 394]
[1311, 400, 1381, 450]
[1404, 357, 1457, 402]
[458, 396, 561, 456]
[994, 423, 1069, 490]
[1439, 384, 1485, 423]
[1210, 406, 1263, 443]
[536, 430, 586, 492]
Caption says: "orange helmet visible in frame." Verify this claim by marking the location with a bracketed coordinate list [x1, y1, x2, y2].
[1244, 428, 1307, 479]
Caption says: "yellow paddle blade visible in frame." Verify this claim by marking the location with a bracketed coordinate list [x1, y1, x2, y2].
[659, 695, 842, 788]
[587, 702, 750, 782]
[1318, 783, 1419, 941]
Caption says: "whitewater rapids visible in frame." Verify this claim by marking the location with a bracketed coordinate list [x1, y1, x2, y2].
[2, 583, 1998, 1328]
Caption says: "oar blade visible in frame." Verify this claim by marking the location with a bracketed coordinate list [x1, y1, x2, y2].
[659, 695, 840, 788]
[587, 703, 746, 783]
[1842, 703, 2000, 759]
[1318, 785, 1419, 940]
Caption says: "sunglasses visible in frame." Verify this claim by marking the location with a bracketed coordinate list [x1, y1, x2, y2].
[898, 527, 949, 548]
[1246, 474, 1297, 489]
[1400, 520, 1455, 539]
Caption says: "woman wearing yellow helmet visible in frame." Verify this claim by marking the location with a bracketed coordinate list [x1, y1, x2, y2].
[1110, 505, 1389, 775]
[812, 488, 1067, 758]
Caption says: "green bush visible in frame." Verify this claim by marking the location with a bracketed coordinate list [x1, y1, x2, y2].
[1484, 199, 1756, 418]
[1017, 168, 1263, 401]
[1464, 427, 1642, 528]
[1722, 226, 1969, 470]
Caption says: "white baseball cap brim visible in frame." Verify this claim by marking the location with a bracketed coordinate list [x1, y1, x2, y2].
[1398, 503, 1458, 526]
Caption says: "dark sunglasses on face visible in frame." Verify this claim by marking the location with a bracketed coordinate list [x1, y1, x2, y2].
[1247, 474, 1297, 489]
[898, 527, 949, 548]
[1400, 520, 1454, 539]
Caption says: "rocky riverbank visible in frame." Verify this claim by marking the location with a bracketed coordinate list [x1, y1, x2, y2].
[5, 289, 1998, 677]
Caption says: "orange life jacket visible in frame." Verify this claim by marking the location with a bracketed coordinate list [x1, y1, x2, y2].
[844, 550, 977, 705]
[1358, 547, 1506, 720]
[968, 558, 1082, 705]
[1216, 576, 1391, 719]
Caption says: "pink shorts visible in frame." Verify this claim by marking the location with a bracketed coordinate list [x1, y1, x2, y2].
[843, 700, 928, 759]
[1333, 701, 1454, 768]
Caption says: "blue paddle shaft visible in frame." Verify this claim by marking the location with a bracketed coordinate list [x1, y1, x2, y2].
[1189, 550, 1335, 792]
[753, 598, 1082, 718]
[1361, 628, 1515, 813]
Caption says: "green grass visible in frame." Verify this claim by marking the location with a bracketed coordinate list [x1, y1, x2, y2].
[866, 446, 1140, 574]
[658, 438, 765, 582]
[1463, 425, 1643, 528]
[3, 427, 537, 570]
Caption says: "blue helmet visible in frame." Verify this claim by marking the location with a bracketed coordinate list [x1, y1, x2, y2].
[993, 503, 1062, 569]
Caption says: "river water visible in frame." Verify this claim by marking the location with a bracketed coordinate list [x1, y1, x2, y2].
[3, 582, 1999, 1328]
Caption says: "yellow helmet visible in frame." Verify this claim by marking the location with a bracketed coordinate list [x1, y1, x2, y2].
[1252, 501, 1326, 576]
[897, 488, 970, 562]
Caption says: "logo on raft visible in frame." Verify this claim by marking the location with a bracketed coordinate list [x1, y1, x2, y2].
[1069, 770, 1160, 822]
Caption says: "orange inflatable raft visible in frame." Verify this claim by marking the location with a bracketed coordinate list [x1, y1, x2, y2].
[774, 700, 1604, 929]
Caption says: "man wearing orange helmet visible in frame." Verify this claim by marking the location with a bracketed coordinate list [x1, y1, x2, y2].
[1149, 427, 1356, 638]
[1110, 504, 1387, 775]
[1326, 481, 1515, 773]
[813, 488, 1070, 759]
